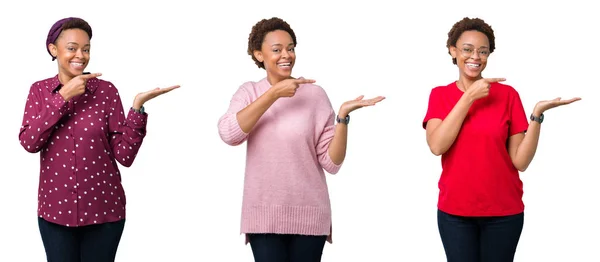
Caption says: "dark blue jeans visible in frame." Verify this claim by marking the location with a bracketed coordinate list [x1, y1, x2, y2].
[438, 209, 524, 262]
[38, 217, 125, 262]
[248, 233, 328, 262]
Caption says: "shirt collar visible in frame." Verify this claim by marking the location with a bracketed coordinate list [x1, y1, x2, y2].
[48, 74, 99, 94]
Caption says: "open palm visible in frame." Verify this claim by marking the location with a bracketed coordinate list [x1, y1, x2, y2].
[534, 97, 581, 114]
[134, 85, 180, 108]
[339, 95, 385, 116]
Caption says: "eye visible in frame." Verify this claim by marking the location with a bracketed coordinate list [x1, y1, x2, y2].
[67, 47, 76, 51]
[480, 50, 489, 55]
[288, 47, 295, 52]
[272, 49, 280, 53]
[84, 49, 90, 53]
[462, 48, 472, 52]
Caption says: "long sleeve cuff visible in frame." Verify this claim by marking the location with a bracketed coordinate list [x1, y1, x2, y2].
[127, 108, 148, 128]
[51, 93, 69, 115]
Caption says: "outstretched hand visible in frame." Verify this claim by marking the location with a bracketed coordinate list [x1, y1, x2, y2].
[533, 97, 581, 115]
[338, 95, 385, 117]
[133, 85, 180, 109]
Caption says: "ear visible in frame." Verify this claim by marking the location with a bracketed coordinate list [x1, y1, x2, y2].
[449, 46, 457, 59]
[48, 43, 58, 58]
[253, 50, 264, 63]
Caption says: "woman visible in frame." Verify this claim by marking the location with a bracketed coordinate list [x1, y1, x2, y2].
[218, 17, 384, 262]
[422, 17, 580, 262]
[18, 17, 178, 262]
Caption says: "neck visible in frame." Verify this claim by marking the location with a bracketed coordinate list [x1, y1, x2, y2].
[58, 70, 74, 86]
[266, 73, 291, 87]
[456, 74, 482, 92]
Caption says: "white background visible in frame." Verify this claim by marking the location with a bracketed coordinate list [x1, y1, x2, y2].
[1, 0, 598, 261]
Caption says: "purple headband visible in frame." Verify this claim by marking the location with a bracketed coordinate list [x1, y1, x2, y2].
[46, 17, 92, 61]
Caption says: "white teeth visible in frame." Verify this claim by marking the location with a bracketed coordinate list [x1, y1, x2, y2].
[278, 63, 291, 66]
[71, 62, 83, 66]
[466, 63, 480, 68]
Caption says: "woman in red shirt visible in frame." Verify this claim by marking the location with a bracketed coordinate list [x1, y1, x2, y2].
[422, 17, 580, 262]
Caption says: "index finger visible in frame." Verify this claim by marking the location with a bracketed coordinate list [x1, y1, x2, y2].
[80, 72, 102, 79]
[163, 85, 181, 91]
[484, 78, 506, 83]
[294, 78, 316, 84]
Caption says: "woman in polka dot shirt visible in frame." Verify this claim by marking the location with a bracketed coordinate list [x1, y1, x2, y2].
[18, 17, 179, 262]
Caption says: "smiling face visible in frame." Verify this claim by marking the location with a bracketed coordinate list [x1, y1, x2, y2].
[48, 28, 90, 83]
[253, 30, 296, 84]
[449, 30, 490, 80]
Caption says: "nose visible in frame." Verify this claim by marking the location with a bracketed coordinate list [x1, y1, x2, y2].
[470, 49, 481, 60]
[281, 49, 290, 58]
[75, 48, 84, 58]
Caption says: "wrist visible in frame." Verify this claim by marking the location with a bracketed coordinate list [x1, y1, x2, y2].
[132, 106, 145, 114]
[58, 90, 71, 102]
[336, 114, 350, 125]
[132, 100, 144, 110]
[461, 92, 475, 105]
[532, 106, 544, 117]
[337, 107, 349, 118]
[265, 88, 280, 101]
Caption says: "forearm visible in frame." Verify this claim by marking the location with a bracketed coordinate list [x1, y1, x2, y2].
[512, 119, 542, 172]
[428, 94, 473, 155]
[20, 122, 58, 153]
[19, 94, 69, 153]
[236, 89, 278, 133]
[327, 121, 347, 165]
[109, 110, 147, 167]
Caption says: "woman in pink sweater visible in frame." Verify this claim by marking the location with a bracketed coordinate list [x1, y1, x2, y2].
[218, 17, 384, 262]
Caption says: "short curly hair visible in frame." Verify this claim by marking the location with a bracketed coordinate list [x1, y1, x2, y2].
[247, 17, 297, 69]
[446, 17, 495, 65]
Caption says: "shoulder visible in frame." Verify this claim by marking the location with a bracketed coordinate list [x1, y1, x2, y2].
[90, 79, 123, 101]
[30, 76, 60, 92]
[93, 78, 119, 92]
[294, 77, 328, 98]
[429, 82, 456, 96]
[491, 82, 521, 97]
[31, 76, 57, 86]
[235, 79, 264, 95]
[302, 82, 333, 108]
[303, 82, 328, 96]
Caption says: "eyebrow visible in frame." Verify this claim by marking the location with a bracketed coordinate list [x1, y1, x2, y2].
[461, 43, 488, 48]
[66, 42, 91, 46]
[270, 43, 295, 47]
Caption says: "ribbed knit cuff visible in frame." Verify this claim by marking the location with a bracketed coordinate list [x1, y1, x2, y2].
[218, 114, 248, 145]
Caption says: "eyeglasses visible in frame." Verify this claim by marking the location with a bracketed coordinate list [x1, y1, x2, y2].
[459, 45, 490, 58]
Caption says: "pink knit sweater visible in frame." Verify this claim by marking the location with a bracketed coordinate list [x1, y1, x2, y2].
[218, 77, 342, 244]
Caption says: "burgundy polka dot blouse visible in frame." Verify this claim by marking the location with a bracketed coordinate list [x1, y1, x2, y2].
[19, 75, 147, 227]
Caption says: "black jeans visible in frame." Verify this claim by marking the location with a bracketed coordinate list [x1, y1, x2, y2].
[438, 209, 524, 262]
[248, 233, 328, 262]
[38, 217, 125, 262]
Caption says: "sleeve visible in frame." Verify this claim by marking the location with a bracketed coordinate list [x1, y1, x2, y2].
[422, 87, 445, 129]
[217, 85, 251, 146]
[106, 83, 147, 167]
[509, 89, 529, 136]
[315, 105, 342, 175]
[18, 83, 69, 153]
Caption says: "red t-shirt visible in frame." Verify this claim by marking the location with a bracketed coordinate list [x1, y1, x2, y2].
[423, 81, 529, 217]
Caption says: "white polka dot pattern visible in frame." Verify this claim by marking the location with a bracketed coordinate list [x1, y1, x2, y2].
[19, 75, 148, 227]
